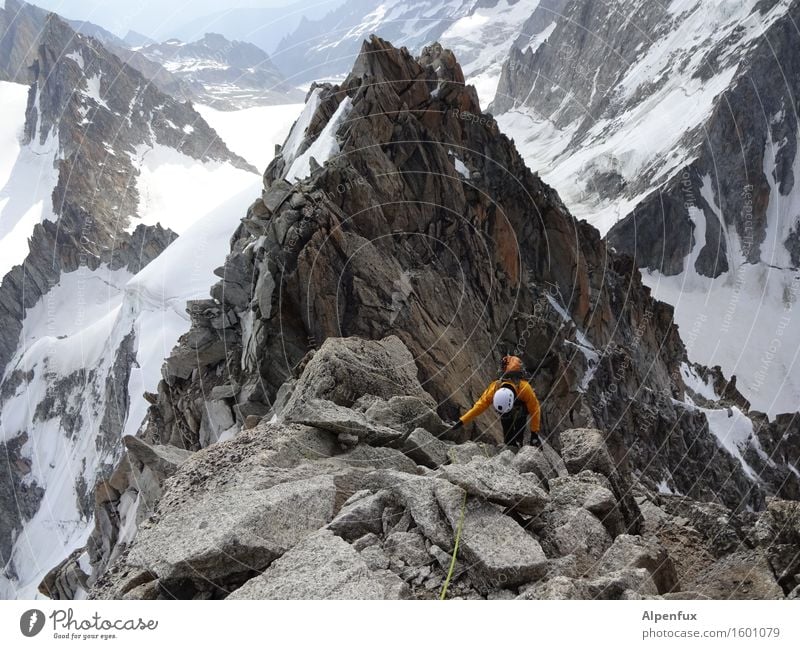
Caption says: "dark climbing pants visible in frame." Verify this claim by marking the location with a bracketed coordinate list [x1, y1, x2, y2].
[501, 403, 528, 447]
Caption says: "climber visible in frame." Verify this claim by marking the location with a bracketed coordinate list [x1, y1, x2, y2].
[448, 355, 542, 448]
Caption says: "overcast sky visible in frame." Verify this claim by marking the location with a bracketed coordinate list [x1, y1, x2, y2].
[25, 0, 336, 39]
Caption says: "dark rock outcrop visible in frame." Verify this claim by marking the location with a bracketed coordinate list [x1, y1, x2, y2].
[0, 433, 44, 568]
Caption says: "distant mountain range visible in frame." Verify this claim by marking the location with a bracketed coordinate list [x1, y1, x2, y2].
[138, 33, 305, 109]
[172, 0, 346, 55]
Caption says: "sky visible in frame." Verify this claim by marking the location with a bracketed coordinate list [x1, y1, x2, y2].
[23, 0, 339, 40]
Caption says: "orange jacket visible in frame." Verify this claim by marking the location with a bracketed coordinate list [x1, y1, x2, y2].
[460, 379, 541, 432]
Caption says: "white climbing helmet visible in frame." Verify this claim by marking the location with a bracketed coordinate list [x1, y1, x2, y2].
[493, 386, 516, 414]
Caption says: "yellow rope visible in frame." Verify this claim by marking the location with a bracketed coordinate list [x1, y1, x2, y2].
[439, 491, 467, 600]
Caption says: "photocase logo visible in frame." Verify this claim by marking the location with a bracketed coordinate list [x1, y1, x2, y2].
[20, 609, 45, 637]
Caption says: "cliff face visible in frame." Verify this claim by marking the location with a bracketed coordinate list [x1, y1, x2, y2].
[493, 0, 797, 268]
[607, 0, 800, 278]
[0, 5, 257, 597]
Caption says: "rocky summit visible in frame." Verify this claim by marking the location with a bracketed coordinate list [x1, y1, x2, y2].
[37, 37, 800, 601]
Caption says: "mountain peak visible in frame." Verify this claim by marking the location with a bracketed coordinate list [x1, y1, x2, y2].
[199, 32, 231, 48]
[343, 35, 478, 114]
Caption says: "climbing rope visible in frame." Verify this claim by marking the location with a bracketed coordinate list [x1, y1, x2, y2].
[439, 491, 467, 600]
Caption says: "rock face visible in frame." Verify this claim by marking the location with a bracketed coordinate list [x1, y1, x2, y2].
[138, 33, 304, 109]
[0, 434, 43, 571]
[282, 335, 436, 415]
[86, 334, 794, 600]
[0, 0, 47, 83]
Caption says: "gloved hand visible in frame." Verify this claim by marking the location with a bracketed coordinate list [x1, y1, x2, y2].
[530, 432, 543, 448]
[445, 420, 464, 436]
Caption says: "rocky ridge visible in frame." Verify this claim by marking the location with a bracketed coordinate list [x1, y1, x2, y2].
[148, 35, 797, 508]
[40, 36, 800, 599]
[70, 334, 800, 600]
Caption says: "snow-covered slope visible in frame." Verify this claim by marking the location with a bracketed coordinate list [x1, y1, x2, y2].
[0, 265, 134, 599]
[134, 144, 258, 234]
[0, 81, 58, 277]
[0, 185, 259, 599]
[493, 0, 800, 418]
[641, 167, 800, 416]
[0, 82, 28, 187]
[196, 102, 306, 171]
